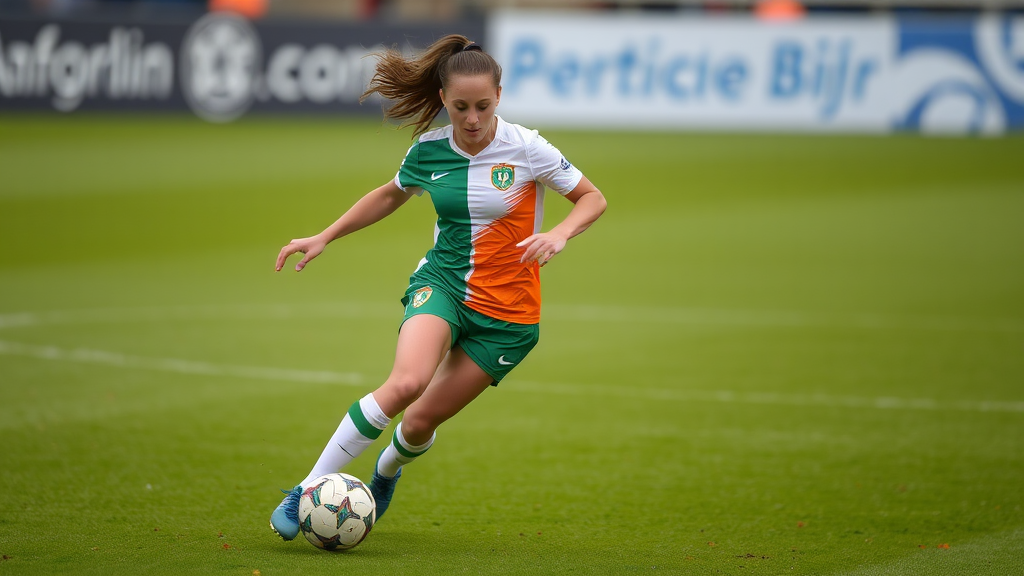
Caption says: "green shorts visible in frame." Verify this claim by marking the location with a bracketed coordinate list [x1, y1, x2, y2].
[400, 283, 540, 385]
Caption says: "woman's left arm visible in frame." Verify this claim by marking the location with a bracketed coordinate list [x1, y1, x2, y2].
[518, 176, 607, 266]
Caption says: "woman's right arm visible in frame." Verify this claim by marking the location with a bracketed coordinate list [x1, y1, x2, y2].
[275, 180, 413, 272]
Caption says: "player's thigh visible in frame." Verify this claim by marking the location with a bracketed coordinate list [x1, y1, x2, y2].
[401, 346, 493, 443]
[375, 314, 454, 417]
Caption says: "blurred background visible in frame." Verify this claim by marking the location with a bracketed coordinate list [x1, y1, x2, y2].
[2, 0, 1023, 131]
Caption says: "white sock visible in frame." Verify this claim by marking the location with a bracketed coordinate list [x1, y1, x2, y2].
[301, 393, 390, 487]
[376, 421, 435, 478]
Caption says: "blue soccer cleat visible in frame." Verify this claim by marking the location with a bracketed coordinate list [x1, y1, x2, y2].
[369, 451, 402, 521]
[269, 485, 302, 541]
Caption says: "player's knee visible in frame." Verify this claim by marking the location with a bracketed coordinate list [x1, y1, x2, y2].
[382, 372, 429, 407]
[398, 412, 437, 445]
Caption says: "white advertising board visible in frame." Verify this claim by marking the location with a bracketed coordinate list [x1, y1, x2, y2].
[488, 11, 1024, 134]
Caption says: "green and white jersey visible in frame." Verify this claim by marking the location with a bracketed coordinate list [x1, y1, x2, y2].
[394, 116, 583, 324]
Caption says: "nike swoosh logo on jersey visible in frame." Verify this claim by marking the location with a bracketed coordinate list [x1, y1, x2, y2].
[431, 172, 450, 181]
[498, 355, 514, 366]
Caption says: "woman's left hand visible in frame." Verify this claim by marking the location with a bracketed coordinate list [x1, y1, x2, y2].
[517, 232, 568, 267]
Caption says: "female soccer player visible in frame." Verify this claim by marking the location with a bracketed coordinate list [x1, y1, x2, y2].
[270, 34, 607, 540]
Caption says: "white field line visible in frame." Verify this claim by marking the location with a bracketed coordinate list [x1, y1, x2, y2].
[0, 303, 399, 331]
[841, 527, 1024, 576]
[0, 340, 362, 386]
[510, 380, 1024, 414]
[2, 339, 1022, 414]
[0, 303, 1022, 333]
[547, 304, 1024, 333]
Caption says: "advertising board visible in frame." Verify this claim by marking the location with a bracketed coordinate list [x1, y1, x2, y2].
[488, 11, 1024, 134]
[0, 13, 484, 121]
[4, 10, 1022, 134]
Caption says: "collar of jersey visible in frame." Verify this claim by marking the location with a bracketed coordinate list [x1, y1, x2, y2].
[447, 115, 505, 160]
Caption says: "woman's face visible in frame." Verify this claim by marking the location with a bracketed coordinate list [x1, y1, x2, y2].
[441, 74, 501, 154]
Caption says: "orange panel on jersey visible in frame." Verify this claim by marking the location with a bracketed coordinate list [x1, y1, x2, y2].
[466, 182, 542, 324]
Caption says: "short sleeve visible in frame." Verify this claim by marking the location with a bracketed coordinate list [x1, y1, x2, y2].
[527, 132, 584, 195]
[395, 142, 425, 196]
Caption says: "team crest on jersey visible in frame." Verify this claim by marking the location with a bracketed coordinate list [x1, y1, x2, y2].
[491, 164, 515, 191]
[411, 286, 433, 308]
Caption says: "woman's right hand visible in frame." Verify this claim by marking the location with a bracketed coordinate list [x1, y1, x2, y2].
[275, 234, 328, 272]
[274, 180, 409, 273]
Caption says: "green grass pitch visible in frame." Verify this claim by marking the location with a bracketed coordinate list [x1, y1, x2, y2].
[1, 115, 1022, 575]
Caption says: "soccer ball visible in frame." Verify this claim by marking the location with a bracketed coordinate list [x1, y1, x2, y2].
[298, 473, 376, 551]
